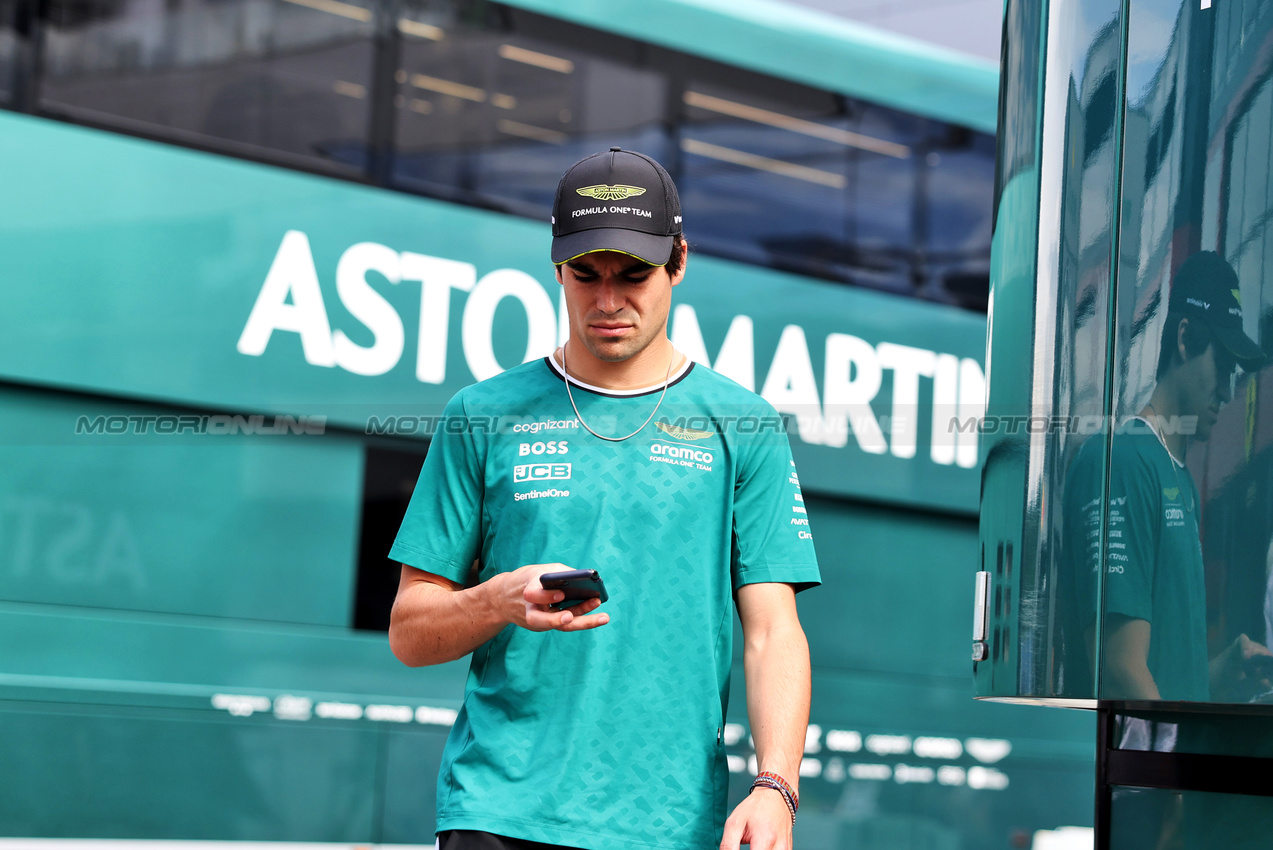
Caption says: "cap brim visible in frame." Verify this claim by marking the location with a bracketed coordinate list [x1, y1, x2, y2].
[1213, 325, 1266, 371]
[552, 228, 673, 266]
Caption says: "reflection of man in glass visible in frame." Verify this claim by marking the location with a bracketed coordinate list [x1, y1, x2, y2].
[1070, 251, 1268, 701]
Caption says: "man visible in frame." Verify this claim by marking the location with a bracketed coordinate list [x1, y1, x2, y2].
[1066, 251, 1267, 701]
[388, 148, 820, 850]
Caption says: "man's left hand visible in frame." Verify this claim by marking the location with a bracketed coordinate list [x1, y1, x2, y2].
[1211, 633, 1273, 701]
[719, 787, 793, 850]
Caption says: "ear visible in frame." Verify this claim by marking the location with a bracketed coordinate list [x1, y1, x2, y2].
[1176, 317, 1190, 364]
[554, 263, 564, 285]
[669, 238, 688, 288]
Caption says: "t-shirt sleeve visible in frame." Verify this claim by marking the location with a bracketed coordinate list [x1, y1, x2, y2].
[1101, 450, 1158, 623]
[730, 408, 822, 592]
[388, 392, 485, 584]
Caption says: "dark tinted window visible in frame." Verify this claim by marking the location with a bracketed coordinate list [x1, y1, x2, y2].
[354, 444, 427, 631]
[678, 65, 872, 285]
[13, 0, 994, 310]
[0, 0, 18, 101]
[391, 1, 668, 217]
[926, 129, 995, 310]
[39, 0, 375, 172]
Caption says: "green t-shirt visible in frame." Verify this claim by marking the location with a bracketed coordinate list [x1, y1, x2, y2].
[390, 356, 821, 850]
[1067, 417, 1208, 701]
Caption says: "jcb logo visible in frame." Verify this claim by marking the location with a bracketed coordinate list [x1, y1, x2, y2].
[513, 463, 572, 483]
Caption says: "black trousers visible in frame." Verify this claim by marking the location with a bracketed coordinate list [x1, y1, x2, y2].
[437, 830, 586, 850]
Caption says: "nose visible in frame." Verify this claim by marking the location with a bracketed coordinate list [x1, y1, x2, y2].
[1218, 376, 1233, 404]
[595, 278, 624, 314]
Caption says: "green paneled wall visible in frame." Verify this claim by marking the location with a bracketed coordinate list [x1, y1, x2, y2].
[0, 386, 362, 626]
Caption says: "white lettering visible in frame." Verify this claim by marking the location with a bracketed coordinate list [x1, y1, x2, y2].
[332, 242, 404, 376]
[518, 441, 569, 456]
[957, 358, 985, 468]
[671, 304, 756, 390]
[930, 353, 960, 465]
[650, 442, 714, 464]
[822, 333, 886, 453]
[462, 269, 556, 381]
[877, 342, 937, 459]
[401, 252, 476, 385]
[237, 230, 336, 366]
[761, 325, 833, 445]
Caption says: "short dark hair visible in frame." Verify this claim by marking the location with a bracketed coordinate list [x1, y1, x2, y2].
[666, 237, 688, 278]
[1156, 311, 1214, 379]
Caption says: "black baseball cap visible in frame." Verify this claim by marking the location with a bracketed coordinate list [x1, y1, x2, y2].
[551, 147, 683, 266]
[1169, 250, 1265, 370]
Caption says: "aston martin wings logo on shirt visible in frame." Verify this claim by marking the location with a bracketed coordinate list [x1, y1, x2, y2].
[576, 184, 647, 201]
[655, 421, 714, 441]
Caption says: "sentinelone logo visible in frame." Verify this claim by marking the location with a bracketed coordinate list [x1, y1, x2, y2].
[235, 231, 984, 467]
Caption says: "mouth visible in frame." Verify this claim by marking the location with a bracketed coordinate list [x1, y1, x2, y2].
[590, 323, 633, 338]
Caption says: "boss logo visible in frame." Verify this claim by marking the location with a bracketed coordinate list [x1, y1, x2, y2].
[513, 463, 572, 482]
[518, 440, 569, 456]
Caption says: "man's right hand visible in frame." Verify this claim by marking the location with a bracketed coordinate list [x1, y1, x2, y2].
[496, 563, 611, 632]
[390, 562, 611, 667]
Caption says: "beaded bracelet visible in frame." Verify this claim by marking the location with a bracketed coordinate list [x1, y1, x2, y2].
[750, 771, 798, 824]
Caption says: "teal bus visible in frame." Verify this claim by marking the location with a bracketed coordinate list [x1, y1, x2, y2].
[0, 1, 1094, 847]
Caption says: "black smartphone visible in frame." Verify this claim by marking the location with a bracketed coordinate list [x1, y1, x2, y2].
[1247, 654, 1273, 679]
[539, 569, 608, 610]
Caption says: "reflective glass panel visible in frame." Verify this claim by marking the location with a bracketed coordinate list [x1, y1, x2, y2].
[1111, 786, 1273, 849]
[977, 0, 1048, 699]
[38, 0, 374, 172]
[979, 0, 1124, 702]
[1103, 0, 1273, 705]
[1114, 709, 1273, 757]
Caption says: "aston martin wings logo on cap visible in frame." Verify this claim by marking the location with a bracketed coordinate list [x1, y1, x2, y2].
[655, 421, 714, 441]
[576, 184, 647, 201]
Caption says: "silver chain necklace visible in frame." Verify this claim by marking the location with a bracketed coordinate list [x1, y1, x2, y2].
[1145, 403, 1194, 514]
[560, 344, 676, 442]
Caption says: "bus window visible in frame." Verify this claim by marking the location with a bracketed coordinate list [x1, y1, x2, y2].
[38, 0, 375, 173]
[925, 128, 994, 311]
[391, 1, 668, 218]
[0, 0, 16, 102]
[678, 58, 921, 297]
